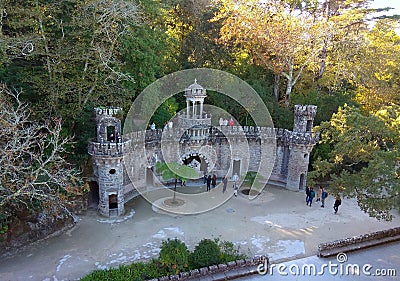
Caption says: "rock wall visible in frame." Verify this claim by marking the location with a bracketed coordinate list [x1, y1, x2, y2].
[0, 204, 76, 255]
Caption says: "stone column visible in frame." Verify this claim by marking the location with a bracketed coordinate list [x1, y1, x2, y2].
[200, 101, 204, 118]
[186, 101, 190, 118]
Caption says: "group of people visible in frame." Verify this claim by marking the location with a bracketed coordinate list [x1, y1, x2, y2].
[203, 173, 239, 197]
[204, 174, 217, 192]
[218, 117, 235, 126]
[305, 186, 342, 214]
[149, 121, 173, 131]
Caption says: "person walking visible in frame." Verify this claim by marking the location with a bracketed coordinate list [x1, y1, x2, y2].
[316, 186, 322, 202]
[211, 174, 217, 189]
[305, 186, 310, 203]
[306, 187, 315, 206]
[203, 174, 207, 185]
[206, 175, 212, 192]
[232, 173, 239, 197]
[222, 175, 228, 193]
[321, 188, 328, 208]
[333, 195, 341, 214]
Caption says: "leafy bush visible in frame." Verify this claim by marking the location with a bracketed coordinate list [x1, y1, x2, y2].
[159, 238, 190, 275]
[217, 239, 246, 263]
[81, 238, 247, 280]
[190, 239, 221, 268]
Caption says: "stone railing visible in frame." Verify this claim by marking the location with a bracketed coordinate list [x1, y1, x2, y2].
[88, 140, 131, 157]
[318, 227, 400, 257]
[179, 115, 211, 129]
[148, 256, 268, 281]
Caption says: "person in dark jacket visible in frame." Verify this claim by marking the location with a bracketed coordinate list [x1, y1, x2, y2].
[222, 175, 228, 193]
[211, 174, 217, 189]
[206, 175, 212, 192]
[305, 186, 310, 203]
[306, 187, 315, 207]
[333, 195, 342, 214]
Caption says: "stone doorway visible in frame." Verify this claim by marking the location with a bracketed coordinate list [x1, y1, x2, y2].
[146, 167, 154, 186]
[87, 181, 99, 208]
[232, 160, 241, 176]
[108, 194, 118, 209]
[107, 125, 115, 141]
[299, 173, 305, 190]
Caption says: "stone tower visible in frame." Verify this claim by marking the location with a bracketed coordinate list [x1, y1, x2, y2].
[177, 80, 212, 174]
[88, 107, 130, 217]
[286, 105, 318, 191]
[180, 79, 211, 143]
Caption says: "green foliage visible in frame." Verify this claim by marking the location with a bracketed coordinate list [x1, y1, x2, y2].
[309, 104, 400, 220]
[159, 238, 190, 275]
[291, 90, 356, 126]
[217, 239, 246, 263]
[151, 97, 179, 128]
[155, 162, 198, 182]
[189, 239, 221, 269]
[80, 260, 162, 281]
[81, 237, 246, 280]
[243, 171, 264, 188]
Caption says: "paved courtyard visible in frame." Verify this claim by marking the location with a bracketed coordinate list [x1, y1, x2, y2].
[0, 184, 399, 281]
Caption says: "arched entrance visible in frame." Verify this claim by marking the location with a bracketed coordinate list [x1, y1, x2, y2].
[181, 153, 209, 176]
[299, 173, 305, 190]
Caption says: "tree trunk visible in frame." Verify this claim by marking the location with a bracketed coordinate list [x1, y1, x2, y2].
[173, 178, 177, 202]
[273, 74, 280, 102]
[284, 82, 293, 108]
[316, 40, 328, 97]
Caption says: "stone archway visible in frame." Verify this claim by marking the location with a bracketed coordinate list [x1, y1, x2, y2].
[181, 152, 210, 177]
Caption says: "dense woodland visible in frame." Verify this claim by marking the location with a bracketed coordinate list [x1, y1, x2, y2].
[1, 0, 400, 238]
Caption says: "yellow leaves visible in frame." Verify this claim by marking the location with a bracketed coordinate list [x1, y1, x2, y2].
[374, 71, 392, 82]
[334, 154, 343, 164]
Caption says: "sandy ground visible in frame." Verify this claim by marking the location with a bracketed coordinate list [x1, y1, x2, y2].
[0, 184, 399, 281]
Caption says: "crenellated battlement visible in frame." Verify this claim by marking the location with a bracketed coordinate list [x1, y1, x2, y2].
[294, 105, 317, 119]
[94, 106, 122, 121]
[88, 139, 131, 157]
[122, 125, 319, 148]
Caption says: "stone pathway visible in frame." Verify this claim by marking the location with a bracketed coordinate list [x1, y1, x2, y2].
[0, 185, 399, 281]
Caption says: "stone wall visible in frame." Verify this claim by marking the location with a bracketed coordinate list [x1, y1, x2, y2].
[318, 227, 400, 257]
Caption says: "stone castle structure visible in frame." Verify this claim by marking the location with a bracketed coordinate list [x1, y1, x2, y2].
[88, 81, 319, 217]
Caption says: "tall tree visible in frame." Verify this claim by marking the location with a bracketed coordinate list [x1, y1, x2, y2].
[214, 0, 329, 105]
[348, 20, 400, 112]
[308, 104, 400, 221]
[0, 85, 82, 232]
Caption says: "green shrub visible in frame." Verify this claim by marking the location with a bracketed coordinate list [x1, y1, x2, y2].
[190, 239, 221, 268]
[159, 238, 190, 275]
[216, 239, 246, 263]
[80, 238, 247, 280]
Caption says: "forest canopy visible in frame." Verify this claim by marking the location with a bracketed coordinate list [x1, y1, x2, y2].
[0, 0, 399, 222]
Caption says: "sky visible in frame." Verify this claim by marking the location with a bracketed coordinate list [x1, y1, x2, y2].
[369, 0, 400, 16]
